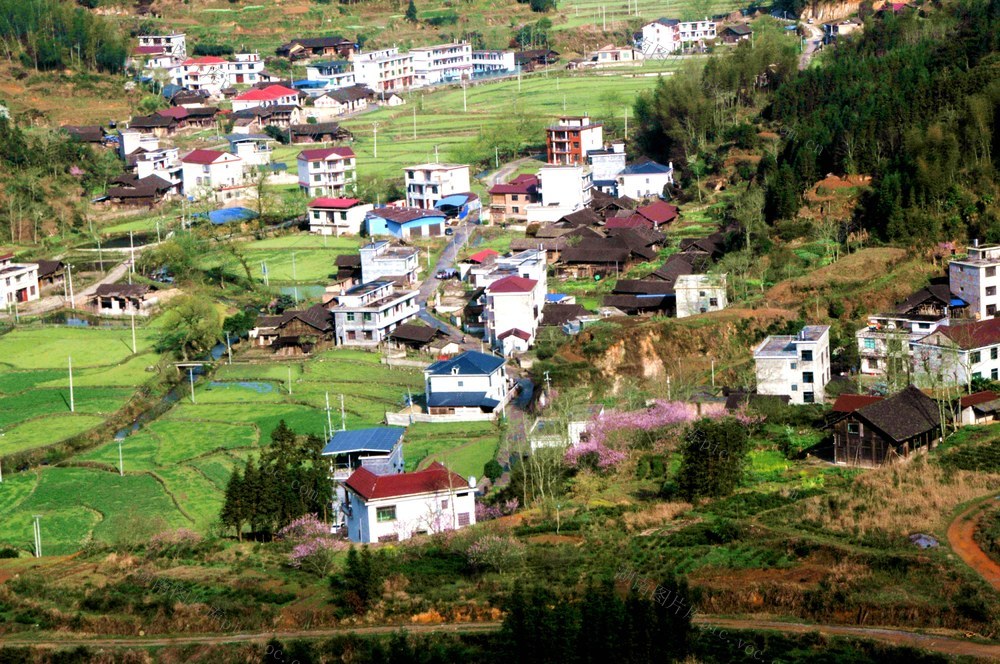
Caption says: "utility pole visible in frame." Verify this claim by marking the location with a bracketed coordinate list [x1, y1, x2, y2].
[291, 251, 299, 303]
[225, 331, 232, 365]
[189, 367, 196, 404]
[32, 515, 42, 558]
[0, 458, 4, 483]
[340, 394, 346, 431]
[434, 144, 439, 163]
[372, 122, 379, 159]
[130, 311, 137, 354]
[118, 437, 124, 476]
[67, 264, 75, 309]
[412, 103, 417, 139]
[624, 107, 629, 140]
[129, 231, 135, 285]
[711, 358, 715, 388]
[462, 80, 467, 112]
[97, 237, 103, 272]
[155, 219, 161, 243]
[667, 375, 672, 400]
[287, 366, 293, 395]
[326, 392, 334, 438]
[68, 356, 75, 412]
[495, 146, 499, 169]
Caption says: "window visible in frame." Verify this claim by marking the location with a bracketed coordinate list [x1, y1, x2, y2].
[801, 350, 813, 362]
[990, 305, 997, 316]
[791, 384, 798, 392]
[512, 195, 519, 201]
[993, 368, 998, 380]
[973, 371, 983, 380]
[803, 392, 815, 404]
[709, 298, 718, 307]
[847, 422, 860, 435]
[363, 312, 373, 322]
[699, 291, 706, 297]
[864, 338, 876, 350]
[790, 362, 797, 370]
[457, 380, 464, 387]
[376, 506, 396, 522]
[988, 286, 996, 296]
[971, 351, 982, 364]
[802, 371, 814, 384]
[346, 312, 355, 322]
[987, 267, 996, 277]
[457, 512, 470, 526]
[993, 347, 998, 360]
[441, 499, 449, 509]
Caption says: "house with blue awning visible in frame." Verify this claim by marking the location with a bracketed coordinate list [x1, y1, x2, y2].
[321, 426, 406, 480]
[434, 192, 482, 223]
[423, 351, 511, 418]
[366, 206, 447, 239]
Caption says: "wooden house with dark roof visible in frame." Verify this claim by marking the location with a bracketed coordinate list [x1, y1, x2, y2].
[387, 323, 445, 351]
[252, 305, 334, 354]
[831, 385, 940, 466]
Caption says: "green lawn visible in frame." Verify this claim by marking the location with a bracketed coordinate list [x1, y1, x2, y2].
[0, 415, 106, 457]
[0, 327, 157, 370]
[405, 421, 500, 479]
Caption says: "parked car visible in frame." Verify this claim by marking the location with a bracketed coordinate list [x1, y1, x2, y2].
[445, 228, 454, 236]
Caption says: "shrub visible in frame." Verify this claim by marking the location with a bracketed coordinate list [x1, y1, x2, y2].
[0, 546, 20, 558]
[146, 528, 204, 558]
[277, 514, 346, 576]
[466, 533, 525, 574]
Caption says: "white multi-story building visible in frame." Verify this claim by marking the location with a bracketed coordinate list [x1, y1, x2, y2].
[226, 134, 274, 168]
[352, 48, 414, 93]
[472, 50, 516, 77]
[911, 319, 1000, 386]
[617, 160, 675, 199]
[675, 273, 727, 318]
[170, 53, 264, 94]
[410, 42, 473, 87]
[360, 241, 420, 285]
[304, 60, 358, 89]
[0, 253, 39, 306]
[404, 163, 471, 210]
[135, 146, 182, 193]
[297, 147, 357, 197]
[639, 18, 716, 56]
[342, 462, 476, 543]
[424, 351, 510, 417]
[754, 325, 831, 405]
[328, 280, 419, 346]
[587, 142, 627, 193]
[180, 149, 244, 199]
[484, 275, 544, 355]
[307, 198, 374, 237]
[137, 33, 187, 59]
[949, 242, 1000, 320]
[525, 165, 594, 223]
[469, 248, 548, 290]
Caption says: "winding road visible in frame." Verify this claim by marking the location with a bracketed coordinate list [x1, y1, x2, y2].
[948, 496, 1000, 592]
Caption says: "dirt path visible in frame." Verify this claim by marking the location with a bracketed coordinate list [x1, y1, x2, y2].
[2, 260, 131, 319]
[4, 617, 1000, 658]
[947, 497, 1000, 592]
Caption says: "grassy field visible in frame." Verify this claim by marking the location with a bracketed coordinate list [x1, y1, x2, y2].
[0, 347, 500, 554]
[0, 326, 164, 458]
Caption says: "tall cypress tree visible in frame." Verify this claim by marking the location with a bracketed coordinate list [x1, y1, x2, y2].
[220, 466, 246, 541]
[405, 0, 418, 22]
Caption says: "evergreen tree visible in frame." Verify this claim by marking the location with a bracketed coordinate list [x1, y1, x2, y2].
[220, 466, 246, 541]
[405, 0, 418, 22]
[676, 418, 750, 501]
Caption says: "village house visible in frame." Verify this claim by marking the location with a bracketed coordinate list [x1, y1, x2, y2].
[484, 275, 545, 355]
[593, 44, 644, 66]
[328, 280, 419, 347]
[307, 197, 373, 236]
[720, 24, 753, 44]
[297, 147, 357, 198]
[527, 405, 604, 452]
[487, 174, 541, 224]
[352, 48, 415, 93]
[472, 49, 517, 77]
[0, 254, 40, 306]
[587, 142, 628, 194]
[304, 60, 357, 89]
[153, 106, 218, 131]
[138, 33, 186, 57]
[366, 207, 448, 239]
[948, 242, 1000, 320]
[675, 273, 728, 318]
[277, 36, 358, 60]
[134, 146, 182, 194]
[360, 241, 420, 285]
[911, 318, 1000, 386]
[288, 122, 354, 144]
[323, 427, 405, 481]
[104, 174, 174, 207]
[387, 323, 446, 352]
[35, 260, 65, 291]
[423, 351, 510, 418]
[546, 115, 604, 166]
[829, 387, 940, 466]
[525, 165, 594, 223]
[468, 248, 548, 291]
[62, 125, 109, 145]
[604, 278, 675, 316]
[169, 53, 264, 95]
[128, 113, 178, 138]
[514, 49, 560, 70]
[91, 284, 155, 316]
[639, 18, 717, 56]
[231, 84, 300, 113]
[226, 134, 274, 168]
[404, 163, 472, 210]
[616, 160, 674, 199]
[856, 283, 965, 375]
[410, 42, 473, 87]
[822, 19, 863, 44]
[342, 462, 475, 543]
[959, 390, 1000, 426]
[754, 325, 831, 405]
[180, 149, 244, 200]
[309, 86, 370, 120]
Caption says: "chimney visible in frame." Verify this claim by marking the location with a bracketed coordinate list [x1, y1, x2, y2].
[974, 238, 979, 248]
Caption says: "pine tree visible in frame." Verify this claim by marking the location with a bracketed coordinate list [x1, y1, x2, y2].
[677, 418, 750, 501]
[242, 457, 262, 536]
[220, 466, 245, 541]
[405, 0, 418, 22]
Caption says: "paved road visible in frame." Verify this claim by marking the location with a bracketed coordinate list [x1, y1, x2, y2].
[4, 617, 1000, 658]
[415, 223, 473, 341]
[1, 259, 131, 319]
[489, 156, 539, 185]
[799, 23, 824, 70]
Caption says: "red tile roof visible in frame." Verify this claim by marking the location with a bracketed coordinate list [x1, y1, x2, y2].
[467, 249, 499, 264]
[234, 85, 299, 101]
[605, 215, 653, 230]
[155, 107, 190, 119]
[182, 56, 228, 65]
[960, 391, 1000, 408]
[831, 394, 884, 413]
[486, 275, 537, 294]
[344, 462, 469, 500]
[936, 319, 1000, 350]
[308, 197, 362, 209]
[489, 173, 539, 195]
[182, 149, 231, 165]
[636, 200, 679, 225]
[498, 328, 532, 341]
[298, 147, 355, 161]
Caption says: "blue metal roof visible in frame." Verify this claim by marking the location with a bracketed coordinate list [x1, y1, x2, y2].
[435, 193, 473, 208]
[950, 297, 967, 307]
[621, 160, 672, 175]
[426, 351, 505, 376]
[200, 207, 258, 225]
[545, 293, 569, 302]
[426, 391, 501, 409]
[322, 427, 405, 456]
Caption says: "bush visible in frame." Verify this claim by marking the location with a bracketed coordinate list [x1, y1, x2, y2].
[466, 533, 525, 574]
[0, 546, 20, 558]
